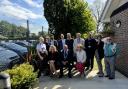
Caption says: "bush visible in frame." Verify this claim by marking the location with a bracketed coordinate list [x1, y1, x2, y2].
[2, 63, 38, 89]
[101, 29, 115, 37]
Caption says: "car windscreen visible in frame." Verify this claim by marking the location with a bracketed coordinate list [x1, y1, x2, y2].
[3, 43, 27, 52]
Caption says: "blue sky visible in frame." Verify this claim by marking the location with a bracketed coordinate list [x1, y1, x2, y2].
[0, 0, 105, 34]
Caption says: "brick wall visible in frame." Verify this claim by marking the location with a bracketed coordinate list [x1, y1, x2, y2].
[110, 8, 128, 77]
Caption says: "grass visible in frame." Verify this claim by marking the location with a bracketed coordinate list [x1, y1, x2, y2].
[93, 58, 105, 71]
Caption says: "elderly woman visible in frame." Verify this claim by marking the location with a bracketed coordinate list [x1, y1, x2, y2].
[75, 44, 86, 77]
[48, 45, 59, 76]
[36, 37, 48, 77]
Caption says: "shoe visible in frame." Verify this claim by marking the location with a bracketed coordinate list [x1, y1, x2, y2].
[98, 73, 104, 77]
[68, 74, 72, 78]
[85, 67, 89, 71]
[90, 68, 93, 71]
[37, 72, 41, 78]
[98, 75, 104, 77]
[109, 77, 115, 80]
[90, 67, 93, 70]
[97, 72, 100, 74]
[105, 75, 109, 77]
[59, 75, 63, 78]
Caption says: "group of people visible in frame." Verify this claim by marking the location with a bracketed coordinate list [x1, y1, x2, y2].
[35, 32, 119, 80]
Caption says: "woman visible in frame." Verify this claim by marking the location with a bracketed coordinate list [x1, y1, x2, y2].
[48, 45, 59, 76]
[95, 35, 104, 77]
[36, 37, 48, 78]
[75, 44, 86, 77]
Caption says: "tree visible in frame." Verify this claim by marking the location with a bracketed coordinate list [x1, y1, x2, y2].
[90, 0, 105, 33]
[44, 0, 96, 38]
[0, 20, 27, 39]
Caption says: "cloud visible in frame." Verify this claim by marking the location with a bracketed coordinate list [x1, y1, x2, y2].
[23, 0, 42, 8]
[0, 0, 43, 20]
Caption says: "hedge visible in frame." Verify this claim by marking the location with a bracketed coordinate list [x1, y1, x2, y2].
[2, 63, 38, 89]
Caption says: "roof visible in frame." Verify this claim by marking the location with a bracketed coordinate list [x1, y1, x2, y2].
[100, 0, 128, 23]
[111, 1, 128, 17]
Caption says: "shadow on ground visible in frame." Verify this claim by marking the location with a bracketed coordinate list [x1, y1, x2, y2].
[39, 69, 128, 89]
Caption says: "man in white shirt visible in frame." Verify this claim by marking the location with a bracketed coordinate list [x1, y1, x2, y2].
[49, 35, 58, 47]
[73, 33, 85, 54]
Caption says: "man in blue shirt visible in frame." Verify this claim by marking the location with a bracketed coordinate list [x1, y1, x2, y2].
[58, 34, 66, 52]
[104, 37, 119, 80]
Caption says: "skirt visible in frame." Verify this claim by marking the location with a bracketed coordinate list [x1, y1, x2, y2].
[75, 62, 85, 73]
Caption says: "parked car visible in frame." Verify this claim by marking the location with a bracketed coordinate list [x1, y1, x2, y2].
[0, 42, 28, 62]
[0, 46, 20, 71]
[15, 41, 33, 47]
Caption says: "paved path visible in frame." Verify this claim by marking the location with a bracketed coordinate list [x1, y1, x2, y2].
[39, 70, 128, 89]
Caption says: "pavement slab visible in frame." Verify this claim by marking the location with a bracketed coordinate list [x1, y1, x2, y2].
[39, 71, 128, 89]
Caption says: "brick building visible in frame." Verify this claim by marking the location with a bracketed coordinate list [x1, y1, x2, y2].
[100, 0, 128, 77]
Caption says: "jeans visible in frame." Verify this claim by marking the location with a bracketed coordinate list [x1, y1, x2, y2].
[104, 56, 116, 78]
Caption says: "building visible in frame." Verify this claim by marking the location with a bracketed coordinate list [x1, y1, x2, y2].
[100, 0, 128, 77]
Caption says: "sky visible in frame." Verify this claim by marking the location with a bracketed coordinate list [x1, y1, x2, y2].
[0, 0, 106, 34]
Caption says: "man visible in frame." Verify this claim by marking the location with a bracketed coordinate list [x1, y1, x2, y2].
[58, 34, 66, 52]
[59, 45, 72, 78]
[49, 35, 58, 47]
[73, 33, 85, 54]
[85, 34, 97, 70]
[45, 36, 50, 51]
[66, 33, 74, 62]
[104, 37, 119, 80]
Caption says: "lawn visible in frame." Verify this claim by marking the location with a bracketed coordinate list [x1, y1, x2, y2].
[93, 58, 105, 71]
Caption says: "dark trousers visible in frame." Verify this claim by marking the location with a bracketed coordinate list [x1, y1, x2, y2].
[38, 59, 49, 77]
[60, 61, 72, 76]
[86, 51, 95, 69]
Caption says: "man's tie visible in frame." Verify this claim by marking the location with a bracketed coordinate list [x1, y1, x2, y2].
[64, 50, 67, 59]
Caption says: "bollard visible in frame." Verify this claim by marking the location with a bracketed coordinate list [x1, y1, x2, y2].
[0, 73, 11, 89]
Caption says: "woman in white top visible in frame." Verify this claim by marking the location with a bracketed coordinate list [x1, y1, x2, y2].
[36, 37, 48, 78]
[75, 44, 86, 76]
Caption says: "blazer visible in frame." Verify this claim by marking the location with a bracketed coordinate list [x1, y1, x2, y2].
[65, 39, 74, 52]
[60, 49, 72, 62]
[49, 40, 58, 47]
[73, 38, 85, 53]
[58, 39, 66, 51]
[85, 38, 97, 52]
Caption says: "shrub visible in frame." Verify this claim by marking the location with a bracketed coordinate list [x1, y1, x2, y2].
[2, 63, 38, 89]
[101, 29, 115, 37]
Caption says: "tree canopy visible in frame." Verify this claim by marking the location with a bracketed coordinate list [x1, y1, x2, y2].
[0, 20, 27, 39]
[44, 0, 96, 38]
